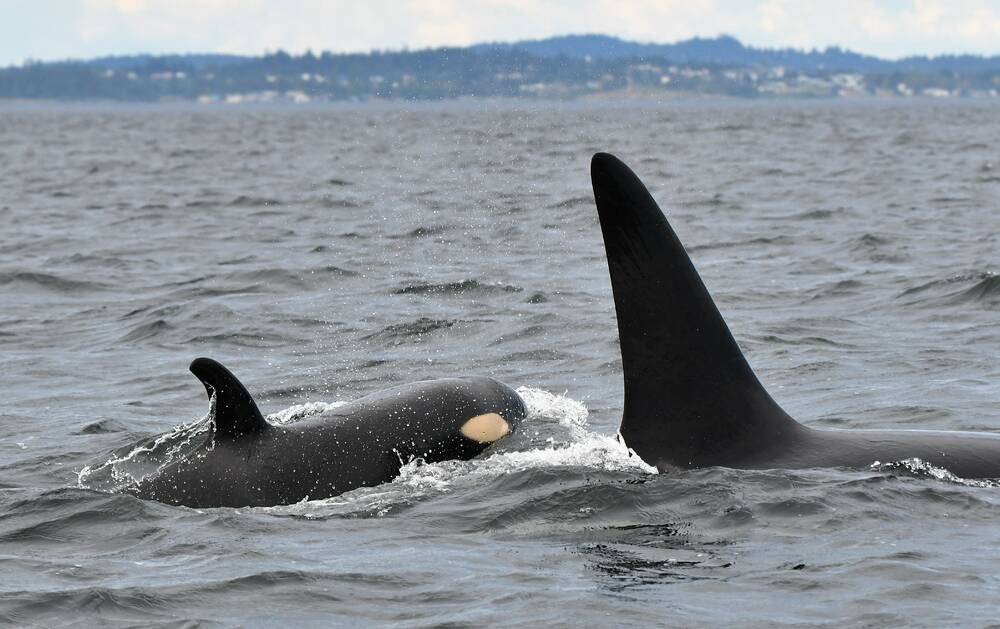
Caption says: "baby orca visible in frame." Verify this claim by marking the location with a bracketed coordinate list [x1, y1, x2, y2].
[125, 358, 525, 508]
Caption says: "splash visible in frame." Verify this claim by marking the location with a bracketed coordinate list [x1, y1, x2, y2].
[77, 405, 215, 492]
[871, 458, 1000, 488]
[78, 396, 347, 493]
[270, 433, 655, 518]
[516, 386, 589, 433]
[267, 401, 345, 425]
[268, 387, 655, 517]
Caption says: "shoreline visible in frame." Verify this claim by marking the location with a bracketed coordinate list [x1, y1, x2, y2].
[3, 93, 1000, 112]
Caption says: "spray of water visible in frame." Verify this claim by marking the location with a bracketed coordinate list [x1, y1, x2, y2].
[871, 458, 1000, 488]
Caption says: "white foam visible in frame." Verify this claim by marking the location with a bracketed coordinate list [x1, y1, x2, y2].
[269, 433, 655, 518]
[78, 396, 345, 492]
[77, 408, 214, 491]
[516, 386, 589, 431]
[268, 388, 655, 517]
[267, 401, 345, 424]
[871, 457, 1000, 488]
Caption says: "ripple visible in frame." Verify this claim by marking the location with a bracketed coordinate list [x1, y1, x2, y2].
[316, 197, 361, 209]
[362, 317, 461, 345]
[952, 273, 1000, 304]
[546, 196, 592, 209]
[688, 235, 793, 252]
[898, 271, 1000, 306]
[74, 420, 131, 435]
[0, 271, 108, 293]
[388, 225, 449, 239]
[393, 279, 523, 296]
[119, 319, 174, 343]
[228, 195, 282, 207]
[503, 349, 573, 361]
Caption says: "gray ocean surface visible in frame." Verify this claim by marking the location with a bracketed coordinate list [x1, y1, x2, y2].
[1, 99, 999, 627]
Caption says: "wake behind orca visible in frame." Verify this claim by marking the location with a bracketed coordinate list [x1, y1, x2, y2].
[591, 152, 1000, 479]
[113, 358, 525, 508]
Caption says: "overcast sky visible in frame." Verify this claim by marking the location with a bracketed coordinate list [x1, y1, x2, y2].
[3, 0, 1000, 66]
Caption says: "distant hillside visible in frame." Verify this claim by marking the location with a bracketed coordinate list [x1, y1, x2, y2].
[3, 34, 1000, 102]
[84, 53, 249, 71]
[475, 34, 1000, 74]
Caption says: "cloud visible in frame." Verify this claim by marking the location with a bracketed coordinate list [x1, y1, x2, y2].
[2, 0, 1000, 65]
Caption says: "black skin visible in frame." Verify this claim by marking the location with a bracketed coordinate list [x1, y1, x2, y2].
[592, 152, 1000, 478]
[127, 359, 526, 508]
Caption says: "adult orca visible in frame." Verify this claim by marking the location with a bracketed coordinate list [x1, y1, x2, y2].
[591, 152, 1000, 478]
[123, 358, 526, 508]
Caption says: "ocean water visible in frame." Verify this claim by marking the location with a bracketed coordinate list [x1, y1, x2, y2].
[1, 99, 999, 627]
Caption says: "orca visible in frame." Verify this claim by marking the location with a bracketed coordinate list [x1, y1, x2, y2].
[591, 152, 1000, 478]
[124, 358, 526, 507]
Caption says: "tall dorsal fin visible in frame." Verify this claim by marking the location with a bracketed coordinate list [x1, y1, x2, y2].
[189, 357, 267, 439]
[591, 153, 801, 470]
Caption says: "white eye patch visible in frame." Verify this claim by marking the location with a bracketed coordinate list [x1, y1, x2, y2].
[459, 413, 511, 444]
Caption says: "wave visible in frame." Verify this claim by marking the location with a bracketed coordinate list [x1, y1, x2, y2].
[754, 334, 853, 348]
[116, 304, 301, 347]
[929, 196, 972, 204]
[393, 279, 522, 296]
[119, 302, 227, 322]
[362, 318, 461, 345]
[388, 225, 449, 239]
[898, 271, 1000, 306]
[0, 569, 385, 625]
[853, 233, 890, 247]
[765, 208, 840, 220]
[158, 265, 357, 300]
[870, 458, 1000, 488]
[314, 265, 360, 277]
[954, 273, 1000, 304]
[688, 235, 793, 253]
[221, 268, 311, 287]
[73, 419, 132, 435]
[0, 271, 107, 293]
[805, 278, 866, 301]
[118, 319, 174, 343]
[316, 196, 361, 209]
[503, 349, 574, 361]
[227, 195, 282, 207]
[183, 330, 302, 348]
[546, 196, 592, 209]
[43, 253, 136, 270]
[0, 491, 160, 554]
[489, 324, 547, 345]
[849, 233, 905, 263]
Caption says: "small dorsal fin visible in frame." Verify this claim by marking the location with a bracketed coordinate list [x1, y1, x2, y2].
[189, 357, 267, 439]
[591, 153, 801, 470]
